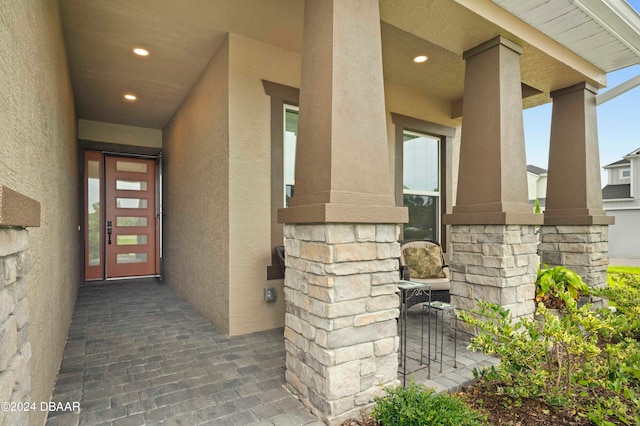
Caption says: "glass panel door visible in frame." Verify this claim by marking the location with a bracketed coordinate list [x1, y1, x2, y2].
[105, 156, 157, 278]
[83, 151, 159, 280]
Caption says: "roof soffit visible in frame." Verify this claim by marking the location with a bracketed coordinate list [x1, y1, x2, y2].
[59, 0, 615, 130]
[490, 0, 640, 72]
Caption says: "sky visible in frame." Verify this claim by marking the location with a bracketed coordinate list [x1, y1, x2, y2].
[523, 0, 640, 186]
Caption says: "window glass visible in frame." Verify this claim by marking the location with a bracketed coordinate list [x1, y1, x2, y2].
[403, 133, 439, 192]
[402, 131, 440, 241]
[403, 195, 438, 240]
[116, 161, 147, 173]
[116, 180, 148, 191]
[116, 235, 148, 245]
[116, 217, 148, 227]
[117, 253, 148, 264]
[116, 198, 148, 209]
[87, 160, 101, 266]
[284, 106, 298, 207]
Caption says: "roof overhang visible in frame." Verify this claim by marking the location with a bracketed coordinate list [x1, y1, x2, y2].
[625, 147, 640, 158]
[491, 0, 640, 72]
[604, 162, 631, 169]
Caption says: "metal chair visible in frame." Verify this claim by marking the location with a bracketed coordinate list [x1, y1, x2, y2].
[399, 240, 450, 306]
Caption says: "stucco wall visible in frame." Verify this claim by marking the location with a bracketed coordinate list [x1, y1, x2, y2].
[607, 209, 640, 258]
[0, 1, 79, 425]
[163, 33, 461, 336]
[227, 34, 301, 335]
[163, 37, 231, 333]
[78, 119, 162, 147]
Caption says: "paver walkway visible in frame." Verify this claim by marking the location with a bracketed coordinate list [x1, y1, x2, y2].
[46, 281, 497, 425]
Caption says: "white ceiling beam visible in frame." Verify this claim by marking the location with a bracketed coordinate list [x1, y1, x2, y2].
[597, 73, 640, 104]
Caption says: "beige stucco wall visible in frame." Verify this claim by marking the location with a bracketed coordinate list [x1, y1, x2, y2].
[163, 37, 231, 333]
[227, 34, 301, 335]
[78, 119, 162, 147]
[163, 33, 461, 336]
[0, 1, 79, 425]
[223, 35, 458, 334]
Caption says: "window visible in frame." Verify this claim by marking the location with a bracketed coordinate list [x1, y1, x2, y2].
[263, 80, 300, 280]
[403, 131, 440, 240]
[391, 112, 454, 247]
[621, 169, 631, 179]
[284, 106, 298, 207]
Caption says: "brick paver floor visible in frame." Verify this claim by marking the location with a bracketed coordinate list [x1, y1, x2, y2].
[46, 281, 497, 425]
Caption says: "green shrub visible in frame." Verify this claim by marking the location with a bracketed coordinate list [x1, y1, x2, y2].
[594, 273, 640, 339]
[535, 264, 589, 309]
[458, 298, 608, 405]
[371, 382, 487, 426]
[458, 270, 640, 425]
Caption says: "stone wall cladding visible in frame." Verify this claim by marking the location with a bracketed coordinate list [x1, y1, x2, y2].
[0, 228, 32, 426]
[539, 225, 609, 289]
[449, 225, 538, 332]
[283, 223, 400, 425]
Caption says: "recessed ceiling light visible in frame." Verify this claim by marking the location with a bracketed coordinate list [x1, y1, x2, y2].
[124, 94, 137, 101]
[133, 48, 149, 56]
[413, 55, 428, 63]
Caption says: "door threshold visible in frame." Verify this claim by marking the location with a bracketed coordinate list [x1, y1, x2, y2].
[84, 275, 162, 286]
[105, 275, 161, 281]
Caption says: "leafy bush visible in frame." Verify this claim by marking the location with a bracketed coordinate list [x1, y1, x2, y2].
[458, 270, 640, 425]
[593, 273, 640, 339]
[371, 382, 487, 426]
[458, 298, 608, 405]
[535, 264, 589, 309]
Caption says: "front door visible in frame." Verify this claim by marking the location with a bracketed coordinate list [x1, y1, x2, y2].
[84, 151, 159, 280]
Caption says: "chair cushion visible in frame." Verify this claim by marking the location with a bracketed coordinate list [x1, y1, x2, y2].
[402, 247, 446, 279]
[406, 277, 450, 291]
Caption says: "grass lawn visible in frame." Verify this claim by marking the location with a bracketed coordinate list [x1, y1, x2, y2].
[608, 265, 640, 275]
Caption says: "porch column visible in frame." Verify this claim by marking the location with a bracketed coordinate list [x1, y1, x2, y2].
[277, 1, 407, 424]
[445, 37, 542, 327]
[540, 83, 614, 288]
[0, 186, 39, 426]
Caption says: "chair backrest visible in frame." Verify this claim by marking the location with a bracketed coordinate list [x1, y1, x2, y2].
[275, 246, 286, 274]
[399, 240, 445, 268]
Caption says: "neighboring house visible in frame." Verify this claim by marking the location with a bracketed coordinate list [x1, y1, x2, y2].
[527, 165, 548, 210]
[603, 148, 640, 258]
[2, 1, 640, 424]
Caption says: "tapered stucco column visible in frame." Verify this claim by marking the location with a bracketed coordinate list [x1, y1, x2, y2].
[445, 37, 542, 326]
[540, 83, 614, 288]
[277, 1, 407, 424]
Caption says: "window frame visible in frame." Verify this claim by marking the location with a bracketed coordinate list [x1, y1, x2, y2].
[402, 129, 441, 241]
[620, 169, 631, 179]
[283, 105, 299, 207]
[263, 80, 300, 280]
[391, 113, 455, 249]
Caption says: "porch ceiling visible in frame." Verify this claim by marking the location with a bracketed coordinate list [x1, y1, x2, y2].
[491, 0, 640, 72]
[59, 0, 636, 131]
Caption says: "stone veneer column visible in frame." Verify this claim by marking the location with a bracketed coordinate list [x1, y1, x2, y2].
[445, 36, 542, 326]
[541, 83, 613, 288]
[277, 1, 407, 423]
[539, 226, 609, 288]
[0, 186, 39, 426]
[283, 223, 400, 423]
[450, 226, 538, 326]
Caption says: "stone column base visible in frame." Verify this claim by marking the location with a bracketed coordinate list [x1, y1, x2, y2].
[539, 225, 609, 289]
[449, 225, 538, 339]
[0, 228, 32, 426]
[283, 224, 401, 425]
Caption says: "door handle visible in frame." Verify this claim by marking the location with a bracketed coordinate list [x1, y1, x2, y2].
[107, 220, 112, 245]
